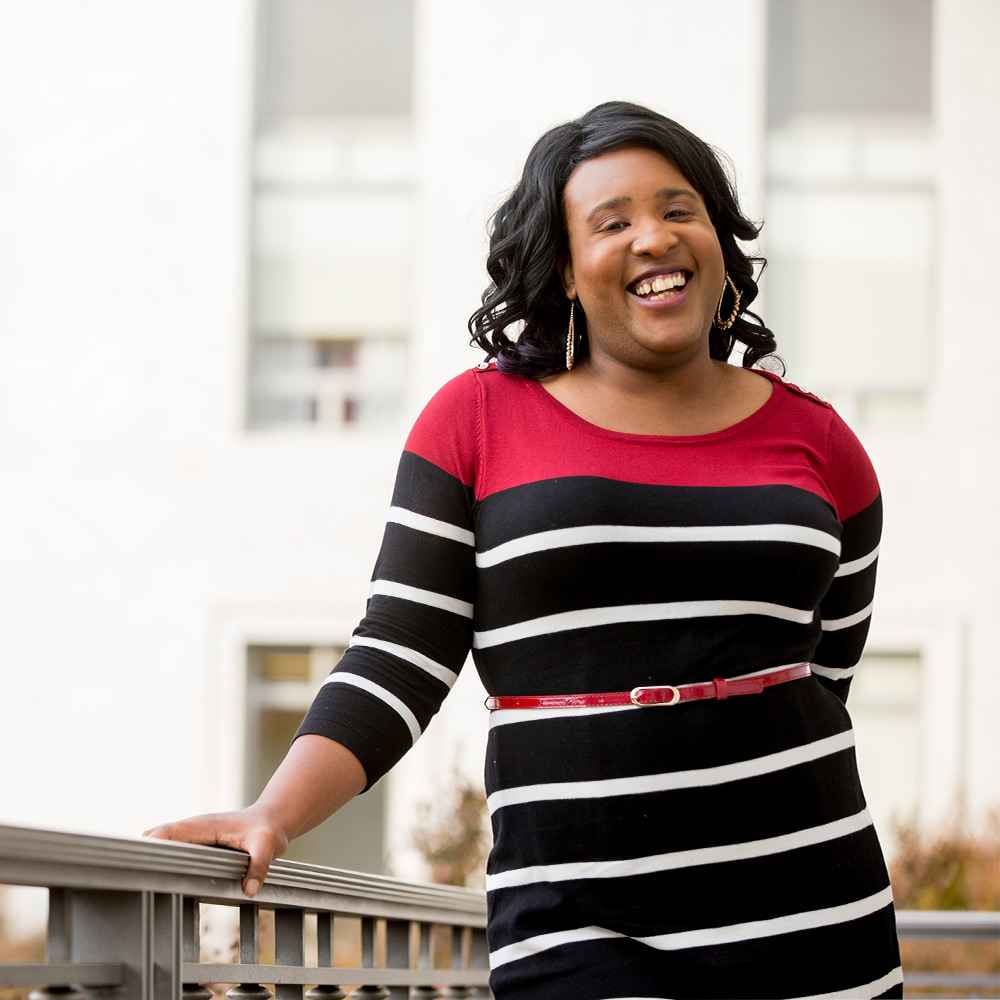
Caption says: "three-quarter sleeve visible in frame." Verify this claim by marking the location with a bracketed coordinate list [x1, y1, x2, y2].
[293, 369, 480, 793]
[810, 408, 883, 706]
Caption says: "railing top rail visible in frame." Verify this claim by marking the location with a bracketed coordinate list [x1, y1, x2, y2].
[6, 823, 1000, 939]
[895, 908, 1000, 936]
[0, 821, 487, 925]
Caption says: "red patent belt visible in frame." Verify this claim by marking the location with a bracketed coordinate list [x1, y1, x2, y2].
[484, 661, 812, 711]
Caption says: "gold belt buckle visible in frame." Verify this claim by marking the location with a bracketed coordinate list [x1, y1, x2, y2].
[630, 684, 681, 707]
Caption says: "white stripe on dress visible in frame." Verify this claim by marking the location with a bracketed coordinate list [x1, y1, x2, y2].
[321, 673, 422, 744]
[476, 522, 840, 569]
[387, 505, 475, 547]
[488, 660, 814, 728]
[784, 964, 904, 1000]
[811, 662, 857, 680]
[488, 883, 894, 969]
[833, 543, 879, 577]
[348, 635, 458, 687]
[487, 728, 855, 814]
[474, 599, 815, 650]
[594, 962, 903, 1000]
[369, 579, 474, 618]
[486, 806, 872, 891]
[820, 601, 873, 631]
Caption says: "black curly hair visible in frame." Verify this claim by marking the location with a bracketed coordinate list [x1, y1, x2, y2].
[467, 100, 784, 379]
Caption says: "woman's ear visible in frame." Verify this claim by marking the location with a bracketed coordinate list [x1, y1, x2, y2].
[560, 257, 576, 300]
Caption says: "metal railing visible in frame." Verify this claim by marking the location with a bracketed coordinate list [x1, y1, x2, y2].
[0, 823, 490, 999]
[895, 909, 1000, 993]
[4, 823, 1000, 999]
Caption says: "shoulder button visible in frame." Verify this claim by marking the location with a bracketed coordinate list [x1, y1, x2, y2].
[783, 379, 832, 409]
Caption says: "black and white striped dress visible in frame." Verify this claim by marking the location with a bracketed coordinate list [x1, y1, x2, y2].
[296, 360, 903, 999]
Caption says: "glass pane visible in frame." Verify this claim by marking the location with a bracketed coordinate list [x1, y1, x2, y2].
[255, 0, 413, 125]
[767, 0, 931, 126]
[258, 648, 311, 682]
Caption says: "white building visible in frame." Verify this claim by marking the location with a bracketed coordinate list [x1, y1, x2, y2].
[1, 0, 998, 937]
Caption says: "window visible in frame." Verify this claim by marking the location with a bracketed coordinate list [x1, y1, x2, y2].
[248, 0, 415, 430]
[764, 0, 934, 432]
[246, 644, 387, 873]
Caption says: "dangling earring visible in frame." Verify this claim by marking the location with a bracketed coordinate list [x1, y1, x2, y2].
[714, 272, 741, 331]
[565, 300, 576, 370]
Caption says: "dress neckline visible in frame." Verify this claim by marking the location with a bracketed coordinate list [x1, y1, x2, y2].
[528, 367, 783, 444]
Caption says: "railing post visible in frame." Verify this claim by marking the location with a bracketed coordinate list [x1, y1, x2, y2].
[226, 903, 272, 1000]
[28, 889, 87, 1000]
[304, 912, 345, 1000]
[409, 923, 440, 1000]
[68, 889, 149, 998]
[349, 917, 389, 999]
[275, 909, 304, 1000]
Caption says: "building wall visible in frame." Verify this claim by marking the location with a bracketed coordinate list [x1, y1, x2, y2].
[0, 1, 403, 865]
[1, 0, 998, 940]
[929, 0, 1000, 831]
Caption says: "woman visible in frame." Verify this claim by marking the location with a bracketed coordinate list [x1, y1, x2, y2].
[146, 101, 903, 999]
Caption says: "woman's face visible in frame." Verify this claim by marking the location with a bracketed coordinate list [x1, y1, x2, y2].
[561, 145, 725, 370]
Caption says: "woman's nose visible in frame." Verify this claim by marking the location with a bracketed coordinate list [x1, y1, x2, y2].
[631, 219, 680, 256]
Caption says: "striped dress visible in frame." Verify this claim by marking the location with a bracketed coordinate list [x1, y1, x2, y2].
[295, 360, 904, 1000]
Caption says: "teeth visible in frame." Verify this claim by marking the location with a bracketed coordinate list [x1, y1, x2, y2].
[633, 271, 687, 297]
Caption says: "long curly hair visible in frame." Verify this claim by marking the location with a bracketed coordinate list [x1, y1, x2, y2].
[467, 100, 784, 378]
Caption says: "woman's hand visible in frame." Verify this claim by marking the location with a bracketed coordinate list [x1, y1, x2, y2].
[142, 803, 288, 897]
[142, 735, 367, 897]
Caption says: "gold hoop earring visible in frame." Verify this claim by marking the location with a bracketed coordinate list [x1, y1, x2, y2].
[714, 273, 741, 331]
[565, 301, 576, 370]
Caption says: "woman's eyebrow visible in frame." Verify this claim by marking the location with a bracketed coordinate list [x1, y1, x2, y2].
[585, 187, 698, 223]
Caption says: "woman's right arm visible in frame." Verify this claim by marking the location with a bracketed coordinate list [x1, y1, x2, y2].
[143, 368, 482, 895]
[144, 734, 367, 896]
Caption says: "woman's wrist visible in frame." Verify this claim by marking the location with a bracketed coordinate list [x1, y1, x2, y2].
[248, 734, 367, 847]
[246, 799, 293, 848]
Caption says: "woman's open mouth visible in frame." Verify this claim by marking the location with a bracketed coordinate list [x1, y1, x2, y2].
[626, 269, 693, 309]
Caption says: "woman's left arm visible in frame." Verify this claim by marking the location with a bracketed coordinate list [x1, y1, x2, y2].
[810, 409, 884, 706]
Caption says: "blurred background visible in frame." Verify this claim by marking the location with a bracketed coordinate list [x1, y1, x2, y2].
[1, 0, 998, 979]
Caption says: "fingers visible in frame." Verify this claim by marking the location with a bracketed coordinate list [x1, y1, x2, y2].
[141, 816, 223, 845]
[140, 812, 283, 899]
[241, 828, 279, 897]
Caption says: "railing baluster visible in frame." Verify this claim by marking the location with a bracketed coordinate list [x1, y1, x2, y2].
[304, 912, 345, 1000]
[275, 909, 304, 1000]
[408, 922, 439, 1000]
[468, 928, 488, 987]
[441, 927, 473, 999]
[180, 897, 211, 1000]
[349, 917, 388, 999]
[385, 919, 409, 1000]
[226, 903, 272, 1000]
[151, 893, 181, 1000]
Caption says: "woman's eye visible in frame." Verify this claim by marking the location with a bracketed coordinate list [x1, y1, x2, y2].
[601, 211, 690, 232]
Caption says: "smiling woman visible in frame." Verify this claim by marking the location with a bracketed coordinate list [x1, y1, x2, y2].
[145, 100, 899, 1000]
[468, 100, 774, 383]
